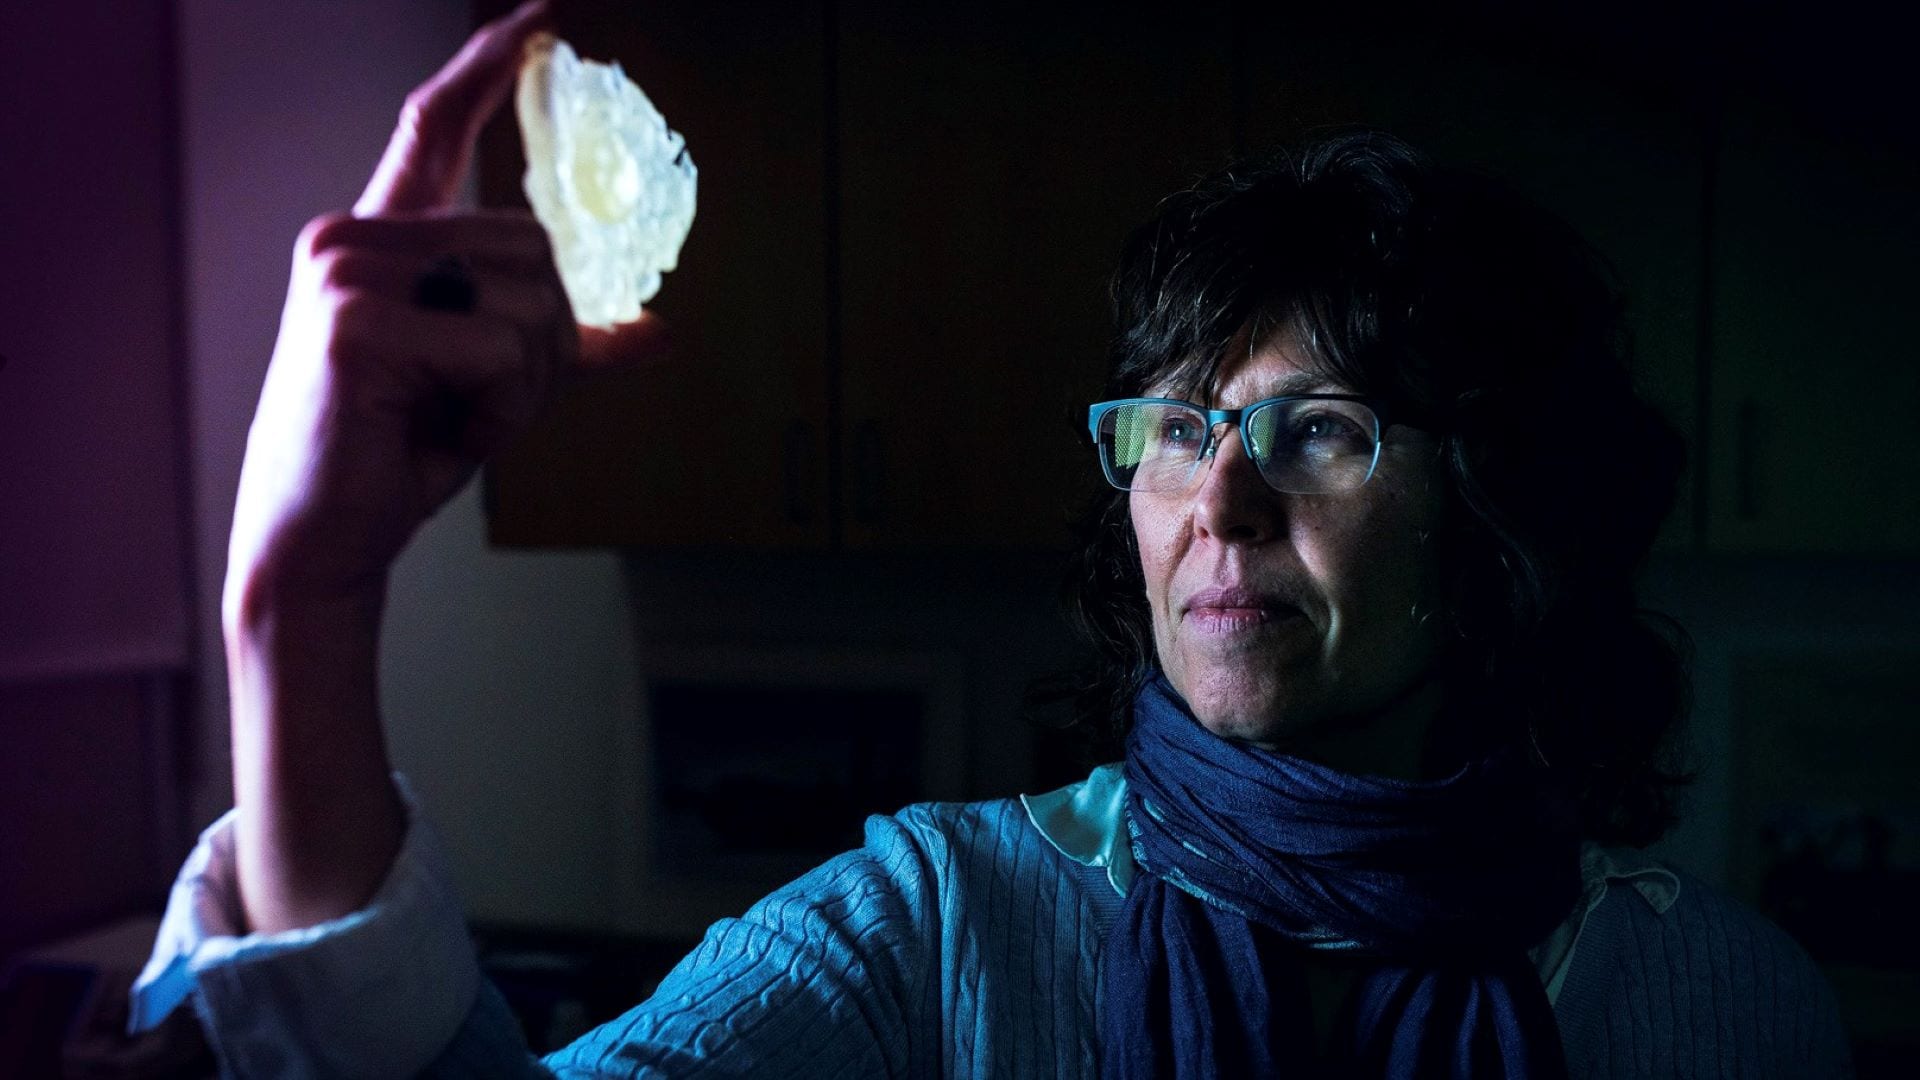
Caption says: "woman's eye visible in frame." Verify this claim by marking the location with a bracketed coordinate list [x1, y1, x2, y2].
[1293, 412, 1369, 447]
[1159, 419, 1200, 446]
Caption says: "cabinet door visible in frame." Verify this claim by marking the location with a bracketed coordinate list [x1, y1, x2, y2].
[1238, 11, 1709, 550]
[1706, 100, 1920, 553]
[483, 0, 832, 549]
[835, 0, 1234, 551]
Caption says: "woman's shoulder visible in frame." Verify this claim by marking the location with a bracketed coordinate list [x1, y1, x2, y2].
[1558, 848, 1853, 1076]
[1591, 851, 1824, 982]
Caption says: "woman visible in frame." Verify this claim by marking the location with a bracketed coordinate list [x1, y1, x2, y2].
[133, 4, 1850, 1076]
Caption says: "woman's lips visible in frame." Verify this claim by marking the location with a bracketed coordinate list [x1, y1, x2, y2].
[1182, 587, 1303, 635]
[1185, 605, 1302, 635]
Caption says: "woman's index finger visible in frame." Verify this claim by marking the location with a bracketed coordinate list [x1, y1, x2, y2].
[353, 0, 553, 218]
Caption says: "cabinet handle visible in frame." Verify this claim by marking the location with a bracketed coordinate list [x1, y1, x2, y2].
[852, 419, 885, 525]
[783, 419, 814, 525]
[1735, 397, 1761, 521]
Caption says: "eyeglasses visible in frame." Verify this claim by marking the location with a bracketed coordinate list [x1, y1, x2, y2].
[1086, 395, 1392, 495]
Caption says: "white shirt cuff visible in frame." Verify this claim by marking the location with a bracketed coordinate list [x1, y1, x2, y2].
[129, 774, 481, 1079]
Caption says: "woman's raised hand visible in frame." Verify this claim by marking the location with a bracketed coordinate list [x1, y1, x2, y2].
[224, 1, 667, 937]
[226, 0, 665, 616]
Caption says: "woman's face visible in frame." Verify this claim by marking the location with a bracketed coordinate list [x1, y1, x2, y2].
[1130, 333, 1449, 760]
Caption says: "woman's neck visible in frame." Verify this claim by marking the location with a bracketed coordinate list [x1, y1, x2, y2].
[1254, 674, 1448, 781]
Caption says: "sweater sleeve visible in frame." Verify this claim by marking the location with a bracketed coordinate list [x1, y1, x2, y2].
[537, 807, 942, 1079]
[133, 790, 946, 1079]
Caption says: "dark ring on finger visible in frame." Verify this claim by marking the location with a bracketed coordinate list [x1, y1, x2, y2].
[414, 253, 478, 313]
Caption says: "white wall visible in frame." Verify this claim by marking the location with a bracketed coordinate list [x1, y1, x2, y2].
[176, 0, 640, 928]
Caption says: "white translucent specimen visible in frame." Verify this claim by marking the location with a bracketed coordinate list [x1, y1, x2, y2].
[516, 33, 697, 328]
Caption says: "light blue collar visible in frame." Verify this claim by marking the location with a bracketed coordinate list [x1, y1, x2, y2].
[1018, 762, 1136, 897]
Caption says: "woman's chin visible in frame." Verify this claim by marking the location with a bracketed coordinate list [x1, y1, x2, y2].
[1177, 674, 1318, 750]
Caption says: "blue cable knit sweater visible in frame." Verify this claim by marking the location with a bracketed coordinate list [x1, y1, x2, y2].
[133, 766, 1852, 1078]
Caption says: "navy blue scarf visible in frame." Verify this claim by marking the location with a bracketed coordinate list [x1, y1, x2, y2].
[1098, 676, 1580, 1078]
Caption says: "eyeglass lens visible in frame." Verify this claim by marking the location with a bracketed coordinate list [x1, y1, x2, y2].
[1098, 399, 1380, 494]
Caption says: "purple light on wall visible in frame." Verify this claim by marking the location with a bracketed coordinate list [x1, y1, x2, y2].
[0, 2, 193, 682]
[0, 0, 196, 956]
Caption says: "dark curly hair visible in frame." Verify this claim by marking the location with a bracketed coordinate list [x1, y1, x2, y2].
[1050, 130, 1693, 848]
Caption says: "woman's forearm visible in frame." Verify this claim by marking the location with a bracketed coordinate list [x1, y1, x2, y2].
[226, 576, 406, 935]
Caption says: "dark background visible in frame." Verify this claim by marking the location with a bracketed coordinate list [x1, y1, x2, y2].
[3, 0, 1915, 1072]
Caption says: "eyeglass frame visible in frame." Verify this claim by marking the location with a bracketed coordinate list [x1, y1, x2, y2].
[1085, 394, 1401, 495]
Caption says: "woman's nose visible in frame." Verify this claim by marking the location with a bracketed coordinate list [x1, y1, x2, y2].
[1190, 427, 1283, 543]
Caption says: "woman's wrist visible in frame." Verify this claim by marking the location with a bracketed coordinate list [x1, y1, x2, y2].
[222, 553, 389, 638]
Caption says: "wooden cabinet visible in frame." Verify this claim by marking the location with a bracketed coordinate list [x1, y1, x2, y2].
[1707, 99, 1920, 554]
[834, 1, 1231, 549]
[484, 0, 1231, 551]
